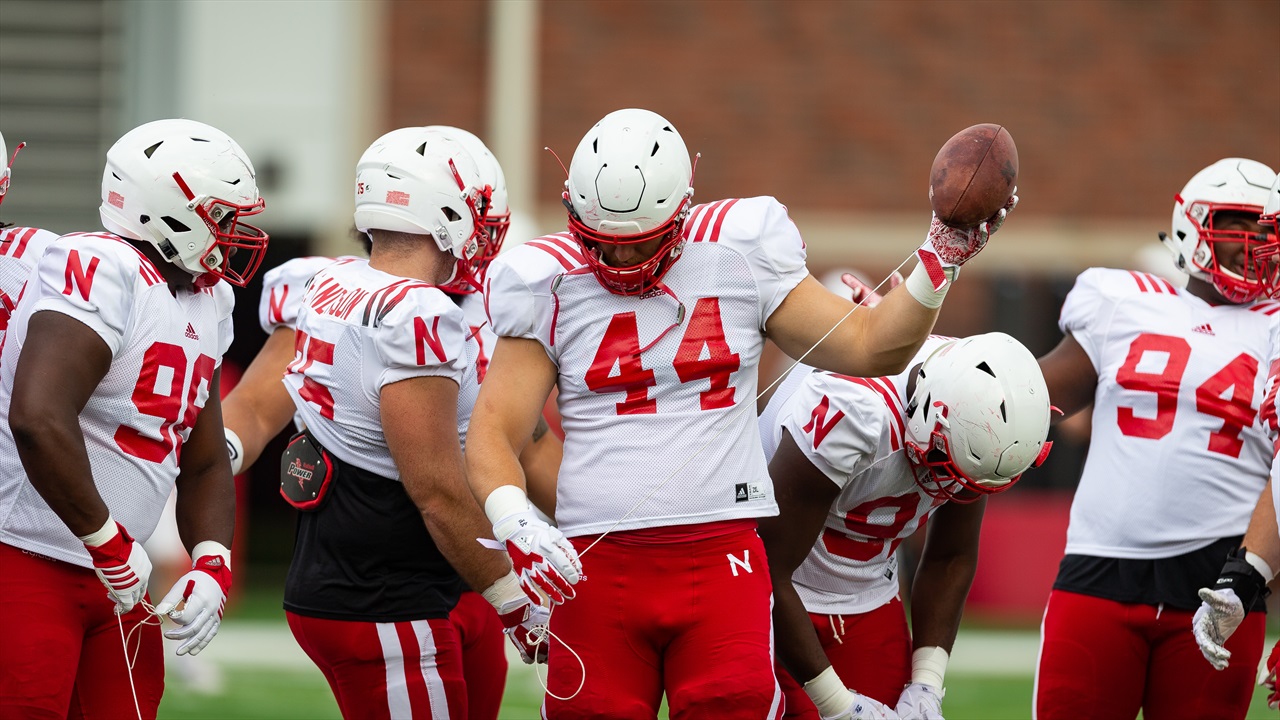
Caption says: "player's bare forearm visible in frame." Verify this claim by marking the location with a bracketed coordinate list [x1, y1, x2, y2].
[221, 327, 299, 470]
[466, 337, 558, 504]
[10, 311, 112, 535]
[910, 497, 986, 651]
[1038, 333, 1098, 419]
[174, 377, 237, 550]
[768, 275, 938, 378]
[759, 430, 844, 682]
[520, 416, 561, 518]
[1241, 480, 1280, 581]
[384, 376, 511, 591]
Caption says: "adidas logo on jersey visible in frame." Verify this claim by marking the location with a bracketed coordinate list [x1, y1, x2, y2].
[1191, 323, 1215, 336]
[734, 482, 766, 503]
[185, 323, 200, 340]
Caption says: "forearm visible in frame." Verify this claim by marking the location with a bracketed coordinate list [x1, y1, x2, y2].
[1241, 480, 1280, 582]
[519, 417, 560, 518]
[772, 571, 831, 683]
[844, 281, 941, 375]
[14, 416, 106, 536]
[174, 466, 236, 551]
[466, 400, 531, 504]
[222, 327, 300, 471]
[410, 464, 512, 592]
[909, 553, 979, 651]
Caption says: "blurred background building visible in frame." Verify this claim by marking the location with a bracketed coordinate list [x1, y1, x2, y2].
[2, 0, 1277, 623]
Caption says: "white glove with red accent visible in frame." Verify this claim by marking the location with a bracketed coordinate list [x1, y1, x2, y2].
[499, 600, 551, 664]
[485, 485, 581, 606]
[805, 667, 900, 720]
[1261, 640, 1279, 710]
[895, 683, 945, 719]
[910, 192, 1017, 297]
[154, 542, 232, 656]
[80, 517, 152, 614]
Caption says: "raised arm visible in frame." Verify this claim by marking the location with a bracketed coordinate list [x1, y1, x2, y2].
[221, 326, 300, 472]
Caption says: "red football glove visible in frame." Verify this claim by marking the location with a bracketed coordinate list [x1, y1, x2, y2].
[498, 600, 551, 664]
[82, 521, 153, 614]
[1262, 640, 1279, 710]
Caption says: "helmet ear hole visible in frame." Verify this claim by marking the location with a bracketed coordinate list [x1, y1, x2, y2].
[160, 216, 190, 233]
[441, 206, 461, 222]
[143, 142, 162, 158]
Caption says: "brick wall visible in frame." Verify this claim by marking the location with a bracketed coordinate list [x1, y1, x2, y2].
[388, 1, 1279, 225]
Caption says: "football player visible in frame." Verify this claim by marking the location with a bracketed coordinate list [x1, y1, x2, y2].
[0, 119, 268, 718]
[1034, 158, 1279, 720]
[0, 129, 62, 348]
[1191, 171, 1280, 711]
[221, 126, 558, 720]
[758, 332, 1051, 720]
[278, 127, 543, 719]
[466, 108, 1014, 718]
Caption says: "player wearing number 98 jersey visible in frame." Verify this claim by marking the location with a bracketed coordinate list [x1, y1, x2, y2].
[1035, 158, 1279, 720]
[468, 108, 1011, 719]
[0, 119, 267, 719]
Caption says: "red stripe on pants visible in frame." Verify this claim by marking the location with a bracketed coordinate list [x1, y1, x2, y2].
[0, 542, 163, 720]
[287, 611, 466, 719]
[1035, 589, 1264, 720]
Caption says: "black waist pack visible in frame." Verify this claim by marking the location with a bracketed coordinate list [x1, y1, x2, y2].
[280, 431, 335, 512]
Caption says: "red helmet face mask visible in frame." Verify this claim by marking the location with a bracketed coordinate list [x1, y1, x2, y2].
[173, 171, 269, 288]
[565, 193, 691, 296]
[1179, 198, 1279, 303]
[438, 188, 503, 295]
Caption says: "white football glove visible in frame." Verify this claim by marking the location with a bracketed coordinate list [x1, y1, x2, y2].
[499, 599, 551, 664]
[1192, 587, 1244, 671]
[914, 192, 1017, 291]
[81, 519, 153, 615]
[493, 509, 582, 605]
[154, 544, 232, 656]
[805, 667, 900, 720]
[896, 683, 945, 720]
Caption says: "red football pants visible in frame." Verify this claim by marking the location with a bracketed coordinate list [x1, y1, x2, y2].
[1035, 589, 1264, 720]
[543, 524, 784, 720]
[448, 590, 506, 720]
[777, 597, 913, 718]
[287, 611, 467, 719]
[0, 542, 163, 720]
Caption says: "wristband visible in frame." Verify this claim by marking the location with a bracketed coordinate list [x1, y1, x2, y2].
[225, 428, 245, 475]
[904, 261, 954, 309]
[1245, 551, 1276, 584]
[77, 515, 119, 548]
[482, 571, 529, 615]
[911, 646, 949, 689]
[191, 540, 232, 571]
[802, 666, 854, 718]
[1213, 547, 1273, 612]
[484, 484, 533, 526]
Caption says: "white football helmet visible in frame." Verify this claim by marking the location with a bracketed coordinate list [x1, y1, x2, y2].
[904, 332, 1053, 502]
[354, 127, 490, 287]
[423, 125, 510, 293]
[565, 108, 694, 295]
[1260, 174, 1280, 298]
[100, 119, 268, 287]
[1161, 158, 1277, 303]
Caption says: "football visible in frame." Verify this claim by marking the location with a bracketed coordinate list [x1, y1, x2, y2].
[929, 124, 1019, 229]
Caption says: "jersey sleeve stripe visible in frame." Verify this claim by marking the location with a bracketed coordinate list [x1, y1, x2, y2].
[361, 279, 409, 326]
[1141, 272, 1170, 294]
[682, 203, 710, 241]
[540, 234, 586, 264]
[374, 282, 434, 327]
[839, 375, 906, 451]
[1156, 275, 1178, 294]
[706, 198, 741, 243]
[689, 200, 728, 243]
[1, 228, 37, 258]
[526, 240, 577, 271]
[1128, 270, 1150, 293]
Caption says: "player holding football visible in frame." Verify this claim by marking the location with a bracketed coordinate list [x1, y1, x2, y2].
[1034, 158, 1279, 720]
[222, 126, 558, 720]
[758, 332, 1052, 720]
[466, 108, 1014, 718]
[1191, 172, 1280, 711]
[0, 129, 62, 347]
[0, 119, 268, 718]
[278, 127, 544, 719]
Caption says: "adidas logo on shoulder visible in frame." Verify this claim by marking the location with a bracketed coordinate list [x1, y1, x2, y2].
[185, 323, 200, 340]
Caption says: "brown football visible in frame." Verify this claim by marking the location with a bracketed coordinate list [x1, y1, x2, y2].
[928, 124, 1018, 229]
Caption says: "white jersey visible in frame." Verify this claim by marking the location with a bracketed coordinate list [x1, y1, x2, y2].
[486, 196, 809, 537]
[0, 225, 61, 347]
[760, 338, 952, 615]
[1062, 268, 1277, 559]
[258, 256, 361, 336]
[283, 259, 473, 479]
[1262, 321, 1280, 531]
[459, 291, 496, 383]
[0, 233, 234, 567]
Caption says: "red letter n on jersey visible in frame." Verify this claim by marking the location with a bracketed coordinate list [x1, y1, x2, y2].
[269, 285, 289, 326]
[63, 250, 101, 301]
[802, 395, 845, 448]
[414, 316, 446, 365]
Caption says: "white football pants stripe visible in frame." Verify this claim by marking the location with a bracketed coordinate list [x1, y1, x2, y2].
[412, 619, 451, 719]
[1031, 600, 1050, 720]
[375, 621, 451, 719]
[767, 592, 783, 719]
